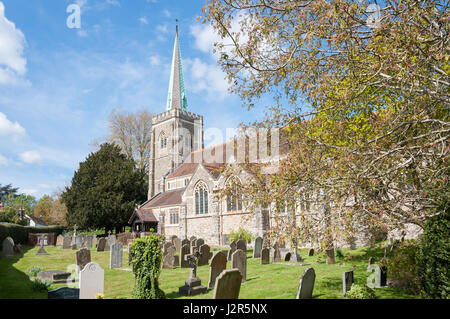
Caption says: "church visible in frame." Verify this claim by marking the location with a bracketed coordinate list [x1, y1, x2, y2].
[127, 27, 282, 246]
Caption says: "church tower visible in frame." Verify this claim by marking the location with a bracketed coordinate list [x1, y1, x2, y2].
[148, 26, 204, 199]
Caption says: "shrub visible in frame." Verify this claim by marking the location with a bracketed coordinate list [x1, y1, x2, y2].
[335, 248, 344, 259]
[346, 284, 376, 299]
[227, 227, 253, 243]
[0, 223, 64, 246]
[129, 231, 166, 299]
[28, 266, 43, 277]
[382, 240, 420, 294]
[416, 208, 450, 299]
[30, 278, 52, 292]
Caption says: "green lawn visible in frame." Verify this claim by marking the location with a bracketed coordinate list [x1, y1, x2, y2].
[0, 244, 419, 299]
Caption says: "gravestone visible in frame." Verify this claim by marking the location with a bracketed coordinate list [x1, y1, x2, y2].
[272, 244, 281, 263]
[198, 244, 212, 266]
[366, 264, 387, 288]
[261, 248, 270, 265]
[173, 237, 182, 253]
[36, 245, 49, 255]
[2, 237, 14, 257]
[213, 269, 242, 299]
[79, 262, 104, 299]
[231, 249, 247, 282]
[37, 270, 71, 284]
[97, 238, 106, 252]
[308, 248, 314, 256]
[163, 246, 176, 269]
[62, 236, 72, 249]
[170, 235, 178, 244]
[110, 242, 123, 269]
[179, 251, 207, 296]
[227, 241, 237, 261]
[48, 287, 79, 299]
[76, 248, 91, 272]
[208, 251, 227, 289]
[280, 248, 291, 261]
[181, 239, 190, 251]
[75, 236, 83, 249]
[86, 235, 94, 248]
[296, 267, 316, 299]
[56, 235, 64, 246]
[189, 236, 196, 241]
[236, 239, 247, 253]
[342, 270, 354, 296]
[190, 239, 198, 254]
[196, 238, 205, 248]
[180, 244, 190, 268]
[284, 252, 292, 262]
[326, 249, 335, 264]
[163, 242, 174, 256]
[253, 236, 263, 258]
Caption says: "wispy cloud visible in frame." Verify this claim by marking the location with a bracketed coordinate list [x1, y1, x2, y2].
[0, 112, 26, 141]
[19, 150, 42, 164]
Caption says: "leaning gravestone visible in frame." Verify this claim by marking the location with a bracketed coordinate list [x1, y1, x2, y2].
[343, 270, 354, 296]
[76, 248, 91, 272]
[231, 249, 247, 282]
[261, 248, 270, 265]
[48, 287, 79, 299]
[198, 244, 212, 266]
[228, 241, 237, 261]
[236, 239, 247, 253]
[79, 262, 104, 299]
[97, 238, 106, 252]
[2, 237, 14, 257]
[208, 251, 227, 289]
[110, 242, 123, 269]
[213, 269, 242, 299]
[253, 236, 263, 258]
[62, 236, 72, 249]
[180, 244, 190, 268]
[296, 267, 316, 299]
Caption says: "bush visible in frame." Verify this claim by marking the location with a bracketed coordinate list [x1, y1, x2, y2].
[129, 231, 166, 299]
[382, 240, 420, 294]
[416, 209, 450, 299]
[30, 278, 52, 292]
[335, 248, 344, 259]
[227, 227, 253, 244]
[0, 223, 64, 247]
[346, 284, 377, 299]
[28, 266, 43, 277]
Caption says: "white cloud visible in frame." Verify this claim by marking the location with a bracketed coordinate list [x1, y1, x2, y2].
[162, 10, 171, 18]
[149, 55, 160, 66]
[139, 17, 148, 25]
[0, 1, 27, 84]
[0, 112, 26, 140]
[21, 188, 38, 196]
[19, 150, 42, 164]
[156, 24, 168, 34]
[186, 58, 230, 100]
[0, 153, 8, 165]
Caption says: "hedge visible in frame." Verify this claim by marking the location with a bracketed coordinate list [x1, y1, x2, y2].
[0, 223, 65, 248]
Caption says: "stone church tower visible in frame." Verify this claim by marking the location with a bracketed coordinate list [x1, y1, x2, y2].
[148, 27, 204, 199]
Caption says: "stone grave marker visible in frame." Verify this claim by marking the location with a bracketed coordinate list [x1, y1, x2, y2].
[2, 237, 14, 257]
[231, 249, 247, 282]
[272, 244, 281, 263]
[36, 245, 49, 255]
[196, 238, 205, 248]
[261, 248, 270, 265]
[296, 267, 316, 299]
[173, 237, 182, 253]
[86, 235, 94, 248]
[62, 236, 72, 249]
[179, 251, 207, 296]
[198, 244, 212, 266]
[326, 249, 335, 264]
[366, 264, 387, 288]
[56, 235, 64, 246]
[308, 248, 314, 256]
[190, 239, 198, 254]
[75, 236, 83, 249]
[181, 238, 190, 251]
[170, 235, 178, 244]
[343, 270, 354, 296]
[253, 236, 263, 258]
[48, 287, 79, 299]
[212, 269, 242, 299]
[163, 246, 176, 269]
[110, 242, 123, 269]
[236, 239, 246, 253]
[180, 244, 190, 268]
[37, 270, 71, 284]
[79, 262, 104, 299]
[227, 241, 237, 261]
[163, 242, 174, 256]
[208, 251, 227, 289]
[76, 248, 91, 272]
[97, 237, 106, 252]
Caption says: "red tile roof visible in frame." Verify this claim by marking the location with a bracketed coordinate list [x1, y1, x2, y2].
[142, 188, 185, 209]
[167, 163, 199, 179]
[128, 208, 158, 224]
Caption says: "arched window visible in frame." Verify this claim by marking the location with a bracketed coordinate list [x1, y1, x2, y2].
[226, 177, 242, 212]
[194, 181, 209, 215]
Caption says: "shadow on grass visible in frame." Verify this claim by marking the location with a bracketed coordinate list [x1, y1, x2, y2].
[0, 245, 47, 299]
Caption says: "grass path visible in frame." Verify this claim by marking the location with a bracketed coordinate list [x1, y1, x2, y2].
[0, 244, 418, 299]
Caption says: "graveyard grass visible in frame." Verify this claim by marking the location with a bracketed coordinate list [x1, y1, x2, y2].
[0, 245, 419, 299]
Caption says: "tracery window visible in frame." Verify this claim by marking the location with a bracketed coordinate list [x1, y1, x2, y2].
[226, 177, 243, 212]
[194, 181, 209, 215]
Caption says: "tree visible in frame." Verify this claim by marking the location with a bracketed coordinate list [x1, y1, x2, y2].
[33, 193, 68, 226]
[0, 183, 19, 202]
[93, 109, 153, 172]
[62, 143, 147, 234]
[203, 0, 449, 245]
[0, 193, 37, 225]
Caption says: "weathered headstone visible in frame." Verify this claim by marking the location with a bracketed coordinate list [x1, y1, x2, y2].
[163, 246, 176, 269]
[236, 239, 247, 253]
[261, 248, 270, 265]
[179, 251, 207, 296]
[308, 248, 314, 256]
[110, 242, 123, 269]
[36, 245, 49, 255]
[272, 244, 281, 263]
[79, 262, 104, 299]
[181, 239, 190, 251]
[97, 238, 106, 252]
[196, 238, 205, 248]
[48, 287, 79, 299]
[76, 248, 91, 272]
[208, 251, 227, 289]
[2, 237, 14, 257]
[326, 249, 335, 264]
[173, 237, 182, 253]
[253, 236, 263, 258]
[180, 244, 190, 268]
[86, 235, 94, 248]
[170, 235, 178, 244]
[163, 242, 174, 256]
[56, 235, 64, 246]
[198, 244, 212, 266]
[228, 241, 237, 261]
[37, 270, 71, 284]
[189, 236, 197, 242]
[75, 236, 83, 249]
[213, 269, 242, 299]
[342, 270, 354, 296]
[366, 264, 387, 288]
[296, 267, 316, 299]
[62, 236, 72, 249]
[231, 249, 247, 282]
[190, 239, 198, 254]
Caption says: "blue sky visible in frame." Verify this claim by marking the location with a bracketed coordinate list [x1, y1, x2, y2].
[0, 0, 269, 200]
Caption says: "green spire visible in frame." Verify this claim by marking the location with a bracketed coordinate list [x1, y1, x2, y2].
[166, 25, 188, 111]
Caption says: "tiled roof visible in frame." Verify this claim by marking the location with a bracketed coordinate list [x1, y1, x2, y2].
[167, 163, 199, 179]
[128, 208, 158, 224]
[142, 189, 185, 209]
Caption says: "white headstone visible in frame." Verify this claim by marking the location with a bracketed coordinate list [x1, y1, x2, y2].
[79, 262, 104, 299]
